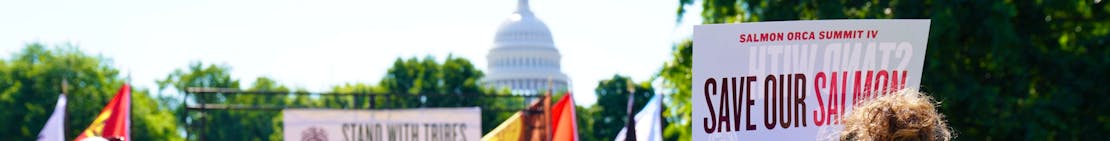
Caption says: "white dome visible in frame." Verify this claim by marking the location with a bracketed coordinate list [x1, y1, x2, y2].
[484, 0, 569, 94]
[493, 0, 554, 48]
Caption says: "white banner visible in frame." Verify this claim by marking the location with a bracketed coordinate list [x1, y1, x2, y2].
[692, 20, 930, 140]
[283, 107, 482, 141]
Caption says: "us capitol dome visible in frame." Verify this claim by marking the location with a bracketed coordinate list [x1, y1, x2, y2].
[484, 0, 569, 93]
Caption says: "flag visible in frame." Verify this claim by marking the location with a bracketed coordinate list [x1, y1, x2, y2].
[75, 84, 131, 141]
[37, 94, 67, 141]
[613, 95, 662, 141]
[551, 93, 578, 141]
[482, 96, 549, 141]
[481, 112, 524, 141]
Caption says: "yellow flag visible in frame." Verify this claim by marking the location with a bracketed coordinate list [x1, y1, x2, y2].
[481, 112, 524, 141]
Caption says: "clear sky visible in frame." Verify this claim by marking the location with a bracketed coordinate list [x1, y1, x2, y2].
[0, 0, 700, 106]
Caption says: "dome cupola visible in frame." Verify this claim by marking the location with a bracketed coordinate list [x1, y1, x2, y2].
[484, 0, 569, 94]
[493, 0, 554, 48]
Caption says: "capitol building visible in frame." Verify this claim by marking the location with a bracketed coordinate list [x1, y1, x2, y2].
[484, 0, 569, 94]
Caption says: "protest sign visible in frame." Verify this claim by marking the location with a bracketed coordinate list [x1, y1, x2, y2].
[692, 20, 930, 140]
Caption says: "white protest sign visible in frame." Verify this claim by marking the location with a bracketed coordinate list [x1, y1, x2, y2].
[283, 107, 481, 141]
[692, 20, 930, 140]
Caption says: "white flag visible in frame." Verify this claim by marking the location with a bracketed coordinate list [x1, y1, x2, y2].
[613, 95, 662, 141]
[37, 94, 66, 141]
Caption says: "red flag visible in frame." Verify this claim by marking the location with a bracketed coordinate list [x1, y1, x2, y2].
[75, 84, 130, 141]
[550, 93, 578, 141]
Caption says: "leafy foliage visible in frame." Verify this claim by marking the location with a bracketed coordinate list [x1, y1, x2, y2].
[582, 75, 655, 141]
[155, 54, 522, 140]
[343, 55, 518, 134]
[159, 62, 292, 141]
[659, 40, 693, 141]
[0, 43, 182, 141]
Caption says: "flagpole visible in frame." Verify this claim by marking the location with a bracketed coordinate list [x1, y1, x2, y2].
[652, 92, 661, 141]
[545, 76, 553, 141]
[624, 80, 637, 141]
[62, 78, 68, 141]
[127, 69, 132, 140]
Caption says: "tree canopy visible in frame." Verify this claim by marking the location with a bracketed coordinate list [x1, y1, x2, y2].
[0, 44, 525, 140]
[0, 43, 182, 141]
[578, 75, 655, 141]
[153, 54, 522, 140]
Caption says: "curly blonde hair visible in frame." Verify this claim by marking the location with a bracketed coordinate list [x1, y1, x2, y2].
[840, 89, 954, 141]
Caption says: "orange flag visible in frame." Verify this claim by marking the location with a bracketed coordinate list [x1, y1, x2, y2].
[550, 93, 578, 141]
[75, 84, 131, 141]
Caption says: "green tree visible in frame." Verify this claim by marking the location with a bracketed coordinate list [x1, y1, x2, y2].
[324, 82, 383, 109]
[589, 75, 655, 141]
[440, 55, 485, 94]
[373, 55, 489, 108]
[159, 62, 296, 141]
[0, 43, 181, 141]
[575, 105, 600, 141]
[239, 77, 294, 141]
[146, 54, 528, 140]
[377, 56, 432, 108]
[676, 0, 1110, 140]
[659, 40, 692, 141]
[336, 55, 517, 134]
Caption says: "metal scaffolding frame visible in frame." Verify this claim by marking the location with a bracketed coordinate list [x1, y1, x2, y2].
[182, 87, 544, 141]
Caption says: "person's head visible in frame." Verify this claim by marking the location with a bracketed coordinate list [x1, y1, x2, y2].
[840, 89, 954, 141]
